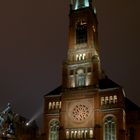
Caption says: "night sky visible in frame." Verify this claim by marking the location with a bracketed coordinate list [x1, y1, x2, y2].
[0, 0, 140, 128]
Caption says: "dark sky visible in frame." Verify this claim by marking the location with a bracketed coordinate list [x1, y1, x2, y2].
[0, 0, 140, 127]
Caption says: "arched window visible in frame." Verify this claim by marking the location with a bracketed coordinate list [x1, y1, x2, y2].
[104, 116, 116, 140]
[76, 21, 87, 44]
[49, 120, 59, 140]
[114, 95, 117, 103]
[49, 102, 52, 110]
[76, 69, 85, 87]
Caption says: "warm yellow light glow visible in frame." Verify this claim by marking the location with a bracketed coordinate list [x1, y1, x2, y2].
[89, 129, 93, 138]
[114, 95, 117, 103]
[66, 130, 69, 139]
[92, 25, 96, 32]
[49, 102, 52, 109]
[101, 97, 105, 105]
[52, 102, 55, 109]
[59, 101, 61, 109]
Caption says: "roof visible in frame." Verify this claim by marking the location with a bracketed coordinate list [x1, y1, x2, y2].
[125, 98, 140, 111]
[45, 77, 120, 96]
[99, 77, 120, 89]
[45, 86, 62, 97]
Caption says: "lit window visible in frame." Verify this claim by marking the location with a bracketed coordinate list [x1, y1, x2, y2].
[104, 116, 116, 140]
[76, 69, 85, 87]
[71, 131, 74, 139]
[76, 54, 79, 61]
[77, 130, 81, 139]
[74, 131, 77, 139]
[56, 102, 59, 109]
[66, 130, 69, 139]
[114, 95, 117, 103]
[109, 96, 113, 104]
[49, 102, 52, 110]
[49, 120, 59, 140]
[89, 129, 93, 138]
[52, 102, 55, 109]
[82, 53, 86, 60]
[79, 54, 82, 60]
[66, 128, 93, 139]
[101, 97, 105, 105]
[81, 130, 84, 139]
[105, 97, 109, 104]
[84, 130, 88, 138]
[92, 25, 96, 32]
[59, 101, 61, 109]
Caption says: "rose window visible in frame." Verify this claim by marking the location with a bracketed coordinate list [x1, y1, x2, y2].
[72, 104, 89, 121]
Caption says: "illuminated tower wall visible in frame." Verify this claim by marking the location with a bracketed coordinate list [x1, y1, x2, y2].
[63, 0, 100, 89]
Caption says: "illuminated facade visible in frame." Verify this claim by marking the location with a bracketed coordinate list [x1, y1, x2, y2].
[44, 0, 140, 140]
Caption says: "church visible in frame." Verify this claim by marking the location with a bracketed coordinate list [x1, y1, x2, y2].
[43, 0, 140, 140]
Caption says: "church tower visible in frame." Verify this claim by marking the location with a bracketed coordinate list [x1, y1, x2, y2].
[63, 0, 100, 89]
[43, 0, 131, 140]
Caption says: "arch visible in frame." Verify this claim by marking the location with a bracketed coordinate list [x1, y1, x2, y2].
[76, 68, 85, 87]
[103, 115, 117, 140]
[76, 21, 87, 44]
[114, 95, 117, 103]
[49, 102, 52, 110]
[49, 119, 59, 140]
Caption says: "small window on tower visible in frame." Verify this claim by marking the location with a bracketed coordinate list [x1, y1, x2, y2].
[82, 53, 86, 60]
[76, 69, 85, 87]
[114, 95, 117, 103]
[92, 25, 96, 32]
[49, 102, 52, 110]
[66, 130, 69, 139]
[76, 22, 87, 44]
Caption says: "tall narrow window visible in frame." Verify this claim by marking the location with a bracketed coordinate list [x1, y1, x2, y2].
[76, 69, 85, 87]
[76, 22, 87, 44]
[49, 120, 59, 140]
[104, 116, 116, 140]
[66, 130, 69, 139]
[101, 97, 105, 105]
[49, 102, 52, 110]
[114, 95, 117, 103]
